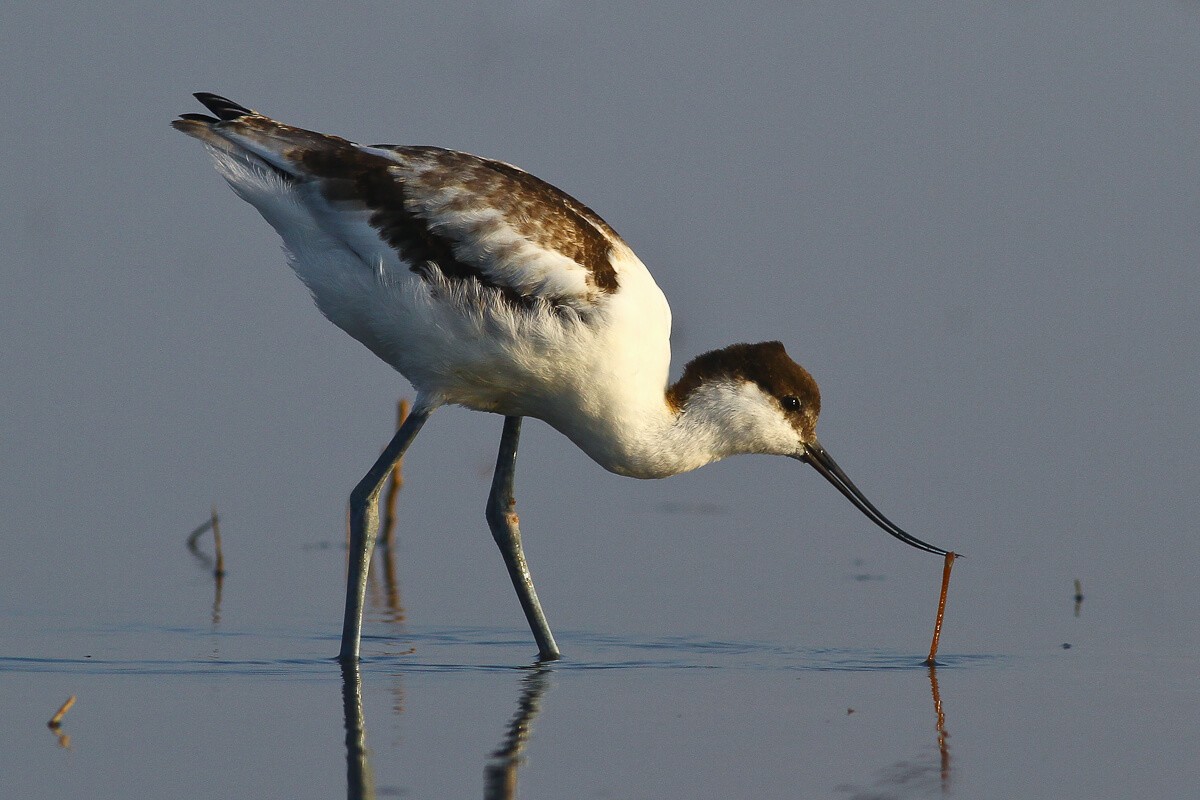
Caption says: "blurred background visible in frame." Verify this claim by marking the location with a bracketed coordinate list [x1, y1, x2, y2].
[2, 0, 1197, 677]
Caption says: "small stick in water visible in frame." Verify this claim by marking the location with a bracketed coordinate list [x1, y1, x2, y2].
[924, 551, 957, 666]
[185, 518, 213, 550]
[48, 695, 76, 728]
[209, 505, 225, 578]
[186, 507, 226, 578]
[381, 398, 410, 551]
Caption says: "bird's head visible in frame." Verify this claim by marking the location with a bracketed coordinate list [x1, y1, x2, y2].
[670, 341, 949, 556]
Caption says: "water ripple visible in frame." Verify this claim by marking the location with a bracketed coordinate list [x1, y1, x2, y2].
[0, 624, 1000, 677]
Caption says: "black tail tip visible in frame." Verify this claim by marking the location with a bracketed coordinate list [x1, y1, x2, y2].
[193, 92, 253, 121]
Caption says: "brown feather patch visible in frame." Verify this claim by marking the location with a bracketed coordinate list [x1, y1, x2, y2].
[300, 143, 620, 300]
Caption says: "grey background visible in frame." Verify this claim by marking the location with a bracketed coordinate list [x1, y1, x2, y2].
[2, 3, 1198, 797]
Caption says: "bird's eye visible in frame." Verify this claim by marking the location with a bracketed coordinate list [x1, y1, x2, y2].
[781, 395, 801, 411]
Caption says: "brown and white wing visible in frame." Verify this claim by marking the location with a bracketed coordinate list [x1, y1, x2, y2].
[173, 93, 623, 309]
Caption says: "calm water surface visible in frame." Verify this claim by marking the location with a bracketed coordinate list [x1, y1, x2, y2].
[4, 2, 1200, 798]
[3, 538, 1195, 799]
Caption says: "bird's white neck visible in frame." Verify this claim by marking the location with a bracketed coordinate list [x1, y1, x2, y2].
[544, 397, 701, 480]
[541, 376, 788, 480]
[535, 329, 829, 478]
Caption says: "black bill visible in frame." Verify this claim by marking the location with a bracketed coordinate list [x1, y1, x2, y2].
[795, 438, 950, 556]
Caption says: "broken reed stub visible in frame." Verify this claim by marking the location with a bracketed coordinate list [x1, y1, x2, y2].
[48, 695, 76, 728]
[923, 551, 957, 666]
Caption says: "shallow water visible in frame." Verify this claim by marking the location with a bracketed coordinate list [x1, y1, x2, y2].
[0, 620, 995, 799]
[5, 2, 1200, 797]
[6, 543, 1197, 800]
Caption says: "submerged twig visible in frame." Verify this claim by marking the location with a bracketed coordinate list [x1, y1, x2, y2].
[48, 695, 76, 748]
[923, 551, 957, 666]
[186, 506, 225, 578]
[376, 398, 410, 623]
[48, 695, 76, 729]
[210, 506, 225, 578]
[48, 695, 76, 749]
[185, 518, 213, 550]
[380, 398, 410, 551]
[362, 398, 411, 624]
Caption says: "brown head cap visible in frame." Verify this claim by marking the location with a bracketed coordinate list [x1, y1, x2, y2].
[668, 341, 821, 438]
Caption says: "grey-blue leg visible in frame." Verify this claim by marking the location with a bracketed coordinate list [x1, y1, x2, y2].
[339, 403, 433, 662]
[486, 416, 561, 660]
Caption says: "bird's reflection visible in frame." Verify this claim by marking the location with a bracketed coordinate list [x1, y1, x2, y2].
[338, 660, 552, 800]
[484, 665, 552, 800]
[341, 390, 552, 799]
[340, 662, 376, 800]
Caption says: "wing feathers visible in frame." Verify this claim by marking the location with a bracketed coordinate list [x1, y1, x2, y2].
[175, 94, 624, 307]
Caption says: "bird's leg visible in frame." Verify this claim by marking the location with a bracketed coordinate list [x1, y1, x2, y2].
[339, 404, 433, 663]
[486, 416, 562, 660]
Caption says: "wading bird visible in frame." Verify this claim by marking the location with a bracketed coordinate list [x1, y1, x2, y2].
[174, 93, 950, 662]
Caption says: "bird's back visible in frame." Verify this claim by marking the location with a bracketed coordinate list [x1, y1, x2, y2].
[174, 95, 673, 426]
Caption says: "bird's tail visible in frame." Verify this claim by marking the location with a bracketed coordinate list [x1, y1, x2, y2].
[172, 92, 357, 178]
